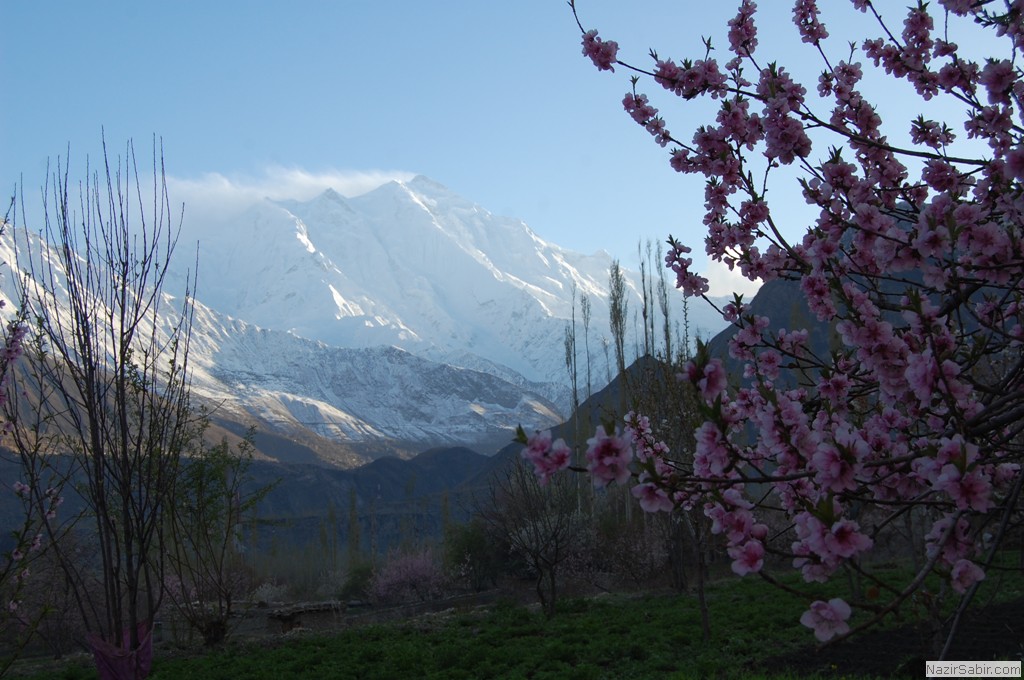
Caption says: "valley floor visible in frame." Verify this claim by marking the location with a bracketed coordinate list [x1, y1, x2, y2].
[7, 569, 1023, 679]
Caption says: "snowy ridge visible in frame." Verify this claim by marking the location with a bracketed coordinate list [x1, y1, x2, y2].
[181, 175, 633, 383]
[185, 299, 564, 450]
[1, 175, 730, 465]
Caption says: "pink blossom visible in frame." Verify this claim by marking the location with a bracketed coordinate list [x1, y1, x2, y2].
[721, 488, 753, 510]
[925, 515, 973, 566]
[581, 30, 618, 72]
[825, 519, 873, 559]
[657, 59, 727, 99]
[585, 426, 633, 487]
[1006, 146, 1024, 180]
[623, 93, 672, 146]
[993, 463, 1021, 490]
[728, 539, 765, 575]
[793, 512, 829, 557]
[904, 350, 937, 405]
[728, 0, 759, 55]
[665, 239, 710, 296]
[950, 559, 985, 594]
[694, 421, 730, 477]
[935, 465, 993, 513]
[758, 64, 804, 110]
[800, 598, 852, 642]
[763, 111, 811, 164]
[817, 371, 851, 402]
[833, 61, 863, 95]
[921, 159, 962, 193]
[911, 117, 955, 149]
[792, 513, 870, 580]
[810, 445, 857, 492]
[901, 4, 934, 66]
[623, 93, 657, 125]
[708, 504, 756, 544]
[965, 106, 1013, 151]
[754, 349, 782, 380]
[938, 0, 977, 15]
[685, 357, 728, 402]
[793, 0, 829, 44]
[718, 99, 763, 151]
[523, 429, 552, 458]
[625, 411, 671, 464]
[520, 430, 571, 486]
[980, 59, 1015, 104]
[937, 60, 976, 91]
[631, 482, 674, 513]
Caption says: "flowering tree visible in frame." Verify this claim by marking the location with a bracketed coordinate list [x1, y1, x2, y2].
[369, 547, 449, 606]
[525, 0, 1024, 653]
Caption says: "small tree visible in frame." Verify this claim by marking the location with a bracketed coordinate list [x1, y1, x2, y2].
[164, 427, 269, 647]
[7, 138, 197, 679]
[478, 458, 588, 617]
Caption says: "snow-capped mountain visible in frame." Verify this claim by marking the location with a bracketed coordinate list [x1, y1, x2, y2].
[1, 175, 729, 465]
[180, 175, 632, 383]
[185, 298, 564, 457]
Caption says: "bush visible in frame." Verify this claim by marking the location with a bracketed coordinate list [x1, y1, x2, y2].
[370, 548, 448, 606]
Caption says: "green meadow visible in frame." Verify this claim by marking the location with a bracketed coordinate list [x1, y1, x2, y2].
[12, 560, 1023, 680]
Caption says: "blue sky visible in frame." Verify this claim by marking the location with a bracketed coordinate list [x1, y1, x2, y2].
[0, 2, 991, 297]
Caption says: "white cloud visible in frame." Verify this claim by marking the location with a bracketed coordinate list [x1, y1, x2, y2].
[166, 166, 416, 223]
[700, 258, 762, 299]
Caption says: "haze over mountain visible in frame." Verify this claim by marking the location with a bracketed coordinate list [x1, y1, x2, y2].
[2, 176, 730, 466]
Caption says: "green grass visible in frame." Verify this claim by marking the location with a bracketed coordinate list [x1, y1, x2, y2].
[10, 558, 1023, 680]
[140, 589, 813, 680]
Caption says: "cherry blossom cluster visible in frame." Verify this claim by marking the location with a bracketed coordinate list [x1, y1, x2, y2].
[519, 428, 572, 486]
[585, 425, 634, 487]
[518, 423, 635, 489]
[623, 411, 674, 513]
[525, 0, 1024, 644]
[581, 29, 618, 72]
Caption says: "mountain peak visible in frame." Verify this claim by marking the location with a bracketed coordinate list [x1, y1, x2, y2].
[319, 187, 346, 202]
[407, 175, 450, 194]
